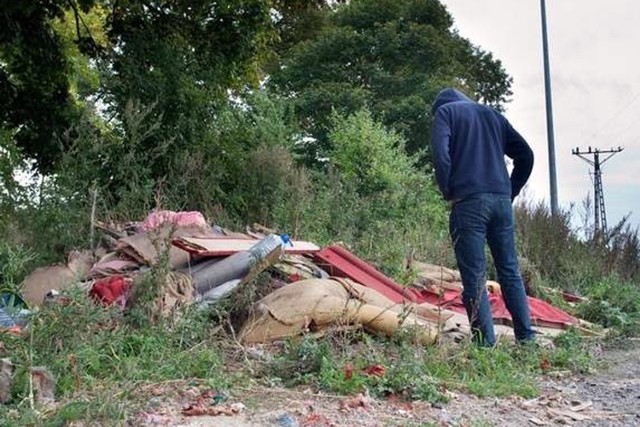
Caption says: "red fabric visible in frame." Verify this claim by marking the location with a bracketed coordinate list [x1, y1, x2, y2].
[90, 276, 131, 306]
[314, 245, 577, 328]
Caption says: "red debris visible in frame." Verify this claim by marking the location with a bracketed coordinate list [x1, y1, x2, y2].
[343, 363, 355, 380]
[362, 364, 386, 377]
[89, 276, 131, 306]
[339, 393, 371, 411]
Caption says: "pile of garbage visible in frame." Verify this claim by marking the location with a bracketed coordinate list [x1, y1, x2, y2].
[4, 210, 598, 344]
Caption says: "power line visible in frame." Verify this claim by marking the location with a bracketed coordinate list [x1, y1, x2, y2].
[586, 92, 640, 143]
[571, 146, 624, 238]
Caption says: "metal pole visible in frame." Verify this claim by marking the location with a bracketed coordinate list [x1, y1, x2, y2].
[540, 0, 559, 215]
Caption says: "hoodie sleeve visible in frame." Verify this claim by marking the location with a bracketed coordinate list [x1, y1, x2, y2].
[504, 120, 534, 200]
[431, 108, 452, 200]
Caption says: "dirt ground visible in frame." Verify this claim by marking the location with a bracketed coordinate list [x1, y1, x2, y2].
[136, 339, 640, 427]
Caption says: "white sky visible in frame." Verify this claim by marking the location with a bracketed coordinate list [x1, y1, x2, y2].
[441, 0, 640, 229]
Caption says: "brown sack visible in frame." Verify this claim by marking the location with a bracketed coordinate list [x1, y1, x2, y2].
[20, 250, 94, 307]
[239, 278, 440, 345]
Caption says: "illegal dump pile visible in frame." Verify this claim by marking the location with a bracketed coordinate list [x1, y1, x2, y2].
[0, 209, 608, 427]
[4, 210, 598, 347]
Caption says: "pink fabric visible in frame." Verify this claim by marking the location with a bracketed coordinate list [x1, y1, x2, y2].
[141, 210, 207, 231]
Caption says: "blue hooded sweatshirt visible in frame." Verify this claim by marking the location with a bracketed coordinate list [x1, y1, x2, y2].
[431, 88, 534, 201]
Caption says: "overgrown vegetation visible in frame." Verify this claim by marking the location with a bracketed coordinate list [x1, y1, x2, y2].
[261, 328, 595, 404]
[0, 289, 233, 425]
[515, 200, 640, 337]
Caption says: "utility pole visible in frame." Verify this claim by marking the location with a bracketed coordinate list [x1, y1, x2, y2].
[571, 146, 624, 237]
[540, 0, 559, 216]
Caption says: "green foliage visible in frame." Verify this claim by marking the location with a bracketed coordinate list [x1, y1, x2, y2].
[515, 199, 640, 335]
[0, 244, 36, 293]
[0, 292, 228, 424]
[1, 0, 277, 176]
[576, 276, 640, 334]
[0, 0, 91, 172]
[328, 109, 418, 196]
[270, 0, 513, 163]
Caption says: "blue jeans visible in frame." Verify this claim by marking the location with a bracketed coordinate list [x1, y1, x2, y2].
[449, 193, 535, 346]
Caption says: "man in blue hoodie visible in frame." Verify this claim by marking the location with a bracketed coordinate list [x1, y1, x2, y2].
[431, 87, 535, 347]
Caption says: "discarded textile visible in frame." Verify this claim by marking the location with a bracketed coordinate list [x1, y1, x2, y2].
[141, 210, 208, 231]
[239, 278, 450, 345]
[127, 271, 195, 316]
[90, 276, 132, 307]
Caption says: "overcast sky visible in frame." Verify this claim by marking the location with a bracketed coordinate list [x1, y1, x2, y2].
[441, 0, 640, 230]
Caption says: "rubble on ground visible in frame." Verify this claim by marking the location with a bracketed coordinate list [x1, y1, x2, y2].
[6, 210, 599, 346]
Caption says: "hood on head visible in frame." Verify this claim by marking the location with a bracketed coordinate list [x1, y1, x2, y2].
[431, 88, 474, 113]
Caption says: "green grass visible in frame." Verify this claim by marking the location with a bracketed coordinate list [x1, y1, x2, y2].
[0, 281, 603, 426]
[0, 289, 233, 425]
[263, 328, 596, 404]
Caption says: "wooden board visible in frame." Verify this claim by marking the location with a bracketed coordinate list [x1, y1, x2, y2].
[172, 236, 320, 256]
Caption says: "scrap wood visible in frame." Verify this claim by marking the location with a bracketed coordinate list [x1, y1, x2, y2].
[173, 236, 320, 256]
[116, 224, 214, 268]
[90, 259, 139, 278]
[528, 418, 549, 426]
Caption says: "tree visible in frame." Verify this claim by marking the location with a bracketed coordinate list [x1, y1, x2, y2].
[0, 1, 98, 172]
[0, 0, 276, 177]
[269, 0, 513, 165]
[96, 0, 274, 181]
